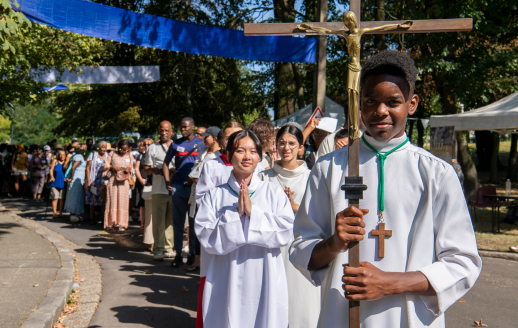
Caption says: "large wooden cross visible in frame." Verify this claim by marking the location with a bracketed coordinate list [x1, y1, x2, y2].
[244, 2, 471, 327]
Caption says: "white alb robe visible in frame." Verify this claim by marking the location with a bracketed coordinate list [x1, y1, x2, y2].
[195, 173, 295, 328]
[290, 133, 482, 328]
[258, 161, 321, 328]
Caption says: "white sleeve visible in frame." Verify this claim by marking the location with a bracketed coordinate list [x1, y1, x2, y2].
[143, 146, 154, 166]
[195, 191, 247, 255]
[317, 132, 335, 158]
[289, 162, 334, 286]
[195, 162, 215, 205]
[247, 184, 294, 249]
[417, 167, 482, 316]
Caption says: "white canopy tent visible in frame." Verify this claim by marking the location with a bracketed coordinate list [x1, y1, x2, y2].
[273, 96, 345, 129]
[430, 91, 518, 133]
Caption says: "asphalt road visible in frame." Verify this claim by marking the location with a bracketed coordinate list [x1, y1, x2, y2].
[1, 197, 198, 328]
[1, 197, 517, 328]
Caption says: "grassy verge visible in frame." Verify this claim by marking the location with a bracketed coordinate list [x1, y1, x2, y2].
[471, 207, 518, 252]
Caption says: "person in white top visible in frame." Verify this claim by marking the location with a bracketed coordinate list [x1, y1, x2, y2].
[290, 50, 481, 328]
[258, 125, 320, 328]
[186, 126, 222, 272]
[143, 121, 175, 261]
[195, 130, 294, 328]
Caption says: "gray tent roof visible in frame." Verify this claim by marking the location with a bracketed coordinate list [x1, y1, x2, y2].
[273, 97, 345, 130]
[430, 91, 518, 133]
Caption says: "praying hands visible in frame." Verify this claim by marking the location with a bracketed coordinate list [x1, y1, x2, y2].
[285, 187, 299, 213]
[237, 179, 252, 217]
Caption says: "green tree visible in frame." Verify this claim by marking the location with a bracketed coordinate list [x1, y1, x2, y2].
[0, 0, 107, 111]
[2, 101, 67, 146]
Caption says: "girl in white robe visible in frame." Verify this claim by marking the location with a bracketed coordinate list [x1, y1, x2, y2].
[196, 130, 294, 328]
[258, 125, 321, 328]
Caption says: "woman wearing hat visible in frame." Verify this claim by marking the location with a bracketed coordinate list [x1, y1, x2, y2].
[11, 144, 29, 197]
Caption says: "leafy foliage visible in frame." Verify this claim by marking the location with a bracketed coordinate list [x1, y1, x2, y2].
[0, 2, 107, 111]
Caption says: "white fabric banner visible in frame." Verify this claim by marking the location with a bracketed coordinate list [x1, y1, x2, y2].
[32, 66, 160, 84]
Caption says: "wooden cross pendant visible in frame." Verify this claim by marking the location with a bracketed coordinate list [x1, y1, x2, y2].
[371, 223, 392, 258]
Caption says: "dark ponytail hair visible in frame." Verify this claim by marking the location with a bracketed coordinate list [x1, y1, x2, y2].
[226, 130, 262, 162]
[276, 125, 304, 146]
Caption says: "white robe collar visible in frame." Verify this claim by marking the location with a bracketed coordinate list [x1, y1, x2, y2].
[362, 132, 409, 153]
[272, 160, 309, 178]
[227, 170, 261, 194]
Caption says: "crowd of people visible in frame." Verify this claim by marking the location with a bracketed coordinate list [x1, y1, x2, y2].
[0, 51, 482, 328]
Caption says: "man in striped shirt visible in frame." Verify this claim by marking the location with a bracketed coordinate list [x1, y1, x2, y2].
[163, 117, 204, 267]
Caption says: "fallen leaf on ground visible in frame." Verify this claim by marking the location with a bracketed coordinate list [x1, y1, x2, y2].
[474, 319, 488, 327]
[32, 253, 37, 255]
[143, 270, 150, 274]
[459, 301, 465, 303]
[183, 286, 189, 292]
[2, 282, 7, 285]
[33, 284, 39, 287]
[80, 278, 85, 282]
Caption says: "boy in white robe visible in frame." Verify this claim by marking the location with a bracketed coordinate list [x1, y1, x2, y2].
[290, 50, 482, 328]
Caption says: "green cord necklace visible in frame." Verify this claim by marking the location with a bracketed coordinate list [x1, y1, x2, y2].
[362, 135, 409, 222]
[227, 183, 256, 198]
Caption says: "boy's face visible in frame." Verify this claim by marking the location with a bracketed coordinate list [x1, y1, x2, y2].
[361, 74, 418, 142]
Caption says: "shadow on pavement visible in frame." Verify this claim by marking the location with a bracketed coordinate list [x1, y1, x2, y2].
[0, 196, 198, 328]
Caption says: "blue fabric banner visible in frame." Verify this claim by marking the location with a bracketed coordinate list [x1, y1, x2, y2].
[16, 0, 317, 63]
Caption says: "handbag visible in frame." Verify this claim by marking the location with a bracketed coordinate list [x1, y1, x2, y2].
[102, 154, 113, 180]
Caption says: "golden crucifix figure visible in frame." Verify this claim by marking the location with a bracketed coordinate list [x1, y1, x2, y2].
[297, 12, 413, 140]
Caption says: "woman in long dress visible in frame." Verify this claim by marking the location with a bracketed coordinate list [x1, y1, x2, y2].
[84, 141, 108, 225]
[258, 125, 321, 328]
[64, 149, 86, 222]
[103, 140, 134, 231]
[195, 130, 294, 328]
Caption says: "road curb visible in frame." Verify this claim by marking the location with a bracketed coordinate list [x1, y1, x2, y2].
[4, 210, 75, 328]
[479, 250, 518, 262]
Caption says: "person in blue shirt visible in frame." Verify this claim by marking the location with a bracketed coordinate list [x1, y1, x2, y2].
[163, 117, 204, 267]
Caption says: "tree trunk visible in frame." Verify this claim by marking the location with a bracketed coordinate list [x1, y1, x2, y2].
[508, 134, 518, 181]
[292, 63, 305, 110]
[375, 0, 386, 51]
[475, 130, 493, 171]
[184, 55, 194, 118]
[416, 119, 424, 147]
[274, 63, 296, 118]
[490, 132, 500, 183]
[407, 120, 415, 144]
[273, 0, 297, 118]
[456, 131, 479, 203]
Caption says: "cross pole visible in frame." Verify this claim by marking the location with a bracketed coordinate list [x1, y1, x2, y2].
[244, 2, 472, 327]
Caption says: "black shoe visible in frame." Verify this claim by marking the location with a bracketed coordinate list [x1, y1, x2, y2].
[171, 255, 184, 268]
[186, 254, 195, 266]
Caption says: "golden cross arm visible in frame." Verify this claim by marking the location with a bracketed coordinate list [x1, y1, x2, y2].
[244, 18, 472, 36]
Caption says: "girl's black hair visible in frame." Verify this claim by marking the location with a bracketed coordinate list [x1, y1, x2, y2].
[276, 125, 304, 145]
[226, 130, 262, 162]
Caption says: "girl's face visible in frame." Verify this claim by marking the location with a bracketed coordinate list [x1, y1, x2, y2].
[231, 137, 261, 175]
[277, 133, 302, 163]
[37, 148, 43, 155]
[58, 151, 66, 161]
[139, 143, 146, 154]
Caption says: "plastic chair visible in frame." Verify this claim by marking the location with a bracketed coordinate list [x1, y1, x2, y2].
[470, 186, 497, 222]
